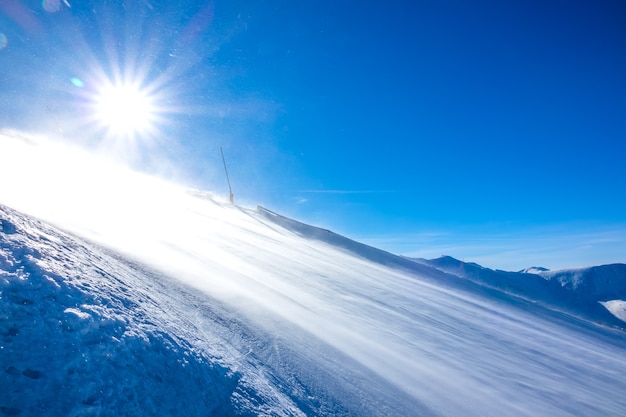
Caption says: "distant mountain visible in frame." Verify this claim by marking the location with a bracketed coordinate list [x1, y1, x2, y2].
[531, 264, 626, 323]
[535, 264, 626, 300]
[414, 256, 626, 327]
[518, 266, 550, 274]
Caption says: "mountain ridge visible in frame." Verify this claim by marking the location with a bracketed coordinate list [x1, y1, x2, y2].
[253, 205, 626, 328]
[414, 255, 626, 327]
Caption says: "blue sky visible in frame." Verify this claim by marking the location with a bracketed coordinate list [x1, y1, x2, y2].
[1, 0, 625, 270]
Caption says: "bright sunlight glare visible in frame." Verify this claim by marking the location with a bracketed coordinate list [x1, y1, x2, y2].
[0, 130, 186, 246]
[94, 83, 157, 138]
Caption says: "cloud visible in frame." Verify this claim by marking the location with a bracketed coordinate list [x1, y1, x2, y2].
[297, 189, 395, 195]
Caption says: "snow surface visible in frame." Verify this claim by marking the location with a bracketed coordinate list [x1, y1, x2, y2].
[1, 134, 626, 416]
[601, 300, 626, 323]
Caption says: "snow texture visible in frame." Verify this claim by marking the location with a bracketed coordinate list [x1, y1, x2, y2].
[0, 205, 301, 416]
[1, 137, 626, 416]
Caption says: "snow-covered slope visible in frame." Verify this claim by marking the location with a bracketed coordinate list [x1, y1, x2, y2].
[416, 256, 626, 326]
[3, 198, 626, 417]
[1, 131, 626, 417]
[0, 204, 303, 416]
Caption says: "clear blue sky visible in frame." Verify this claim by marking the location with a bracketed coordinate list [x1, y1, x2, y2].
[1, 0, 625, 269]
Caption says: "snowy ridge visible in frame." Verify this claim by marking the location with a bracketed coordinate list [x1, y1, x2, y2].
[2, 191, 626, 416]
[536, 264, 626, 326]
[416, 256, 626, 327]
[256, 205, 442, 272]
[536, 264, 626, 300]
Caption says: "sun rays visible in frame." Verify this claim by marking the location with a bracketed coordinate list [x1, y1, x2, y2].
[92, 81, 159, 140]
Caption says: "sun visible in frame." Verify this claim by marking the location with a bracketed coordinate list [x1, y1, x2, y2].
[93, 82, 158, 139]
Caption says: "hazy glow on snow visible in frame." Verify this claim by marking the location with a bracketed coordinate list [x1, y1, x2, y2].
[1, 0, 625, 276]
[0, 132, 176, 233]
[1, 132, 625, 416]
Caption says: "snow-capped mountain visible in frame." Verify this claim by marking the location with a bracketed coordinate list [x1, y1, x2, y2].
[536, 264, 626, 300]
[2, 195, 626, 417]
[518, 266, 550, 274]
[414, 255, 626, 327]
[533, 264, 626, 323]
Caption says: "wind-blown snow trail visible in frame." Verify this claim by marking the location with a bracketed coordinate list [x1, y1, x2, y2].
[1, 136, 626, 416]
[2, 197, 626, 416]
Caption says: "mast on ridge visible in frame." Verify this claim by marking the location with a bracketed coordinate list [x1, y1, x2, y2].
[220, 146, 234, 204]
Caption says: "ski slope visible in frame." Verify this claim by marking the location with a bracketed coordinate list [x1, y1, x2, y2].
[1, 134, 626, 416]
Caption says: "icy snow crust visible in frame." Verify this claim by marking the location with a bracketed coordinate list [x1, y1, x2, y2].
[1, 136, 626, 416]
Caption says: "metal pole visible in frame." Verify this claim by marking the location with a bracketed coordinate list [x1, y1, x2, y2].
[220, 146, 234, 204]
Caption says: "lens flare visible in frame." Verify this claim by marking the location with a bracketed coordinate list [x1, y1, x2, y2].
[70, 77, 84, 88]
[42, 0, 62, 13]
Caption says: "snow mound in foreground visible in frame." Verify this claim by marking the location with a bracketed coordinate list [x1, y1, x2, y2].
[0, 205, 302, 417]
